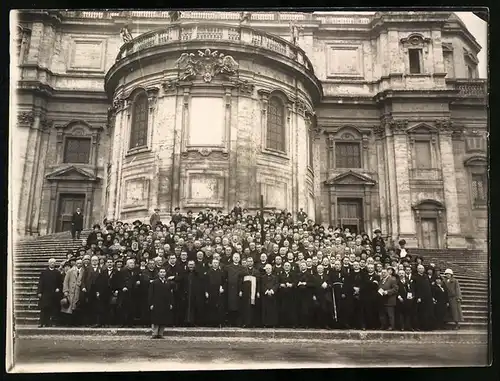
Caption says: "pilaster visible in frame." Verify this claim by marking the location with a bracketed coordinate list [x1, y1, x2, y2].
[436, 119, 467, 248]
[374, 124, 389, 236]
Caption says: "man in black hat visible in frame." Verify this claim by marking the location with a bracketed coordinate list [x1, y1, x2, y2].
[86, 224, 101, 247]
[172, 207, 182, 226]
[372, 229, 385, 253]
[150, 208, 161, 227]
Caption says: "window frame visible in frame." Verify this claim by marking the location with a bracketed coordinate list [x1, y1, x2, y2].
[129, 92, 149, 151]
[413, 139, 433, 169]
[334, 141, 362, 169]
[62, 136, 92, 164]
[265, 95, 287, 154]
[408, 48, 423, 74]
[471, 172, 487, 206]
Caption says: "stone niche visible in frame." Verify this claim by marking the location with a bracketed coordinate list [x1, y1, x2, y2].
[122, 177, 151, 212]
[182, 170, 227, 209]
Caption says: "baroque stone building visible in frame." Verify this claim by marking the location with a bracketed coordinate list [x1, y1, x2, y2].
[13, 10, 487, 249]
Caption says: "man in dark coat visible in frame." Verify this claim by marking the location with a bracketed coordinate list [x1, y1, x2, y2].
[260, 264, 279, 327]
[224, 253, 244, 326]
[277, 262, 296, 328]
[239, 257, 261, 327]
[395, 269, 415, 331]
[71, 207, 84, 240]
[149, 268, 175, 339]
[81, 255, 103, 326]
[295, 261, 314, 328]
[360, 263, 380, 330]
[37, 258, 63, 327]
[413, 264, 435, 331]
[312, 265, 333, 328]
[377, 267, 399, 330]
[119, 258, 140, 327]
[139, 260, 158, 326]
[150, 208, 161, 227]
[204, 258, 226, 327]
[95, 258, 116, 327]
[180, 260, 205, 326]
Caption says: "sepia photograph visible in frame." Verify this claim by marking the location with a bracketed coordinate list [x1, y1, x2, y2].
[7, 8, 489, 372]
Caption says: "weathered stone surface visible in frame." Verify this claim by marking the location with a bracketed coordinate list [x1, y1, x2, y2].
[12, 11, 487, 249]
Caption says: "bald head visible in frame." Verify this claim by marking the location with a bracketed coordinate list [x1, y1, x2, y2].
[48, 258, 56, 269]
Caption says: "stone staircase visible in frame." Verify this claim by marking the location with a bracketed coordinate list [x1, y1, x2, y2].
[410, 249, 489, 329]
[12, 233, 489, 329]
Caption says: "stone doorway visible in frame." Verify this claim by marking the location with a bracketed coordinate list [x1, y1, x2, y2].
[56, 194, 86, 233]
[337, 198, 363, 234]
[421, 217, 439, 248]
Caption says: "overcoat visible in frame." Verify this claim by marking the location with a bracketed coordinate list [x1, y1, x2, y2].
[38, 268, 63, 309]
[71, 212, 84, 231]
[148, 278, 175, 326]
[62, 267, 84, 314]
[443, 277, 463, 322]
[260, 273, 279, 326]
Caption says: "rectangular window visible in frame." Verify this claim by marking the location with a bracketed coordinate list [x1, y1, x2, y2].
[409, 49, 422, 74]
[471, 173, 487, 204]
[414, 140, 432, 169]
[335, 142, 361, 168]
[63, 137, 91, 164]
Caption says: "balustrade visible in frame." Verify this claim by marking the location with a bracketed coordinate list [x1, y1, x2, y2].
[116, 23, 314, 75]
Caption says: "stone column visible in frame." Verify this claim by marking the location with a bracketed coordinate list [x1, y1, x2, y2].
[390, 119, 417, 247]
[374, 125, 389, 235]
[437, 120, 466, 248]
[29, 117, 52, 235]
[384, 120, 398, 243]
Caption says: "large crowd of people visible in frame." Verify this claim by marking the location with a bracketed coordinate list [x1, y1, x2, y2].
[36, 204, 464, 338]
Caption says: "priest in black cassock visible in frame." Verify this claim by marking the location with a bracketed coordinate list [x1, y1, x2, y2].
[277, 262, 296, 328]
[37, 258, 63, 327]
[312, 264, 333, 328]
[149, 268, 175, 339]
[413, 264, 435, 331]
[329, 260, 345, 328]
[260, 264, 279, 327]
[239, 256, 261, 328]
[295, 261, 314, 328]
[224, 253, 244, 326]
[204, 258, 226, 327]
[181, 260, 205, 326]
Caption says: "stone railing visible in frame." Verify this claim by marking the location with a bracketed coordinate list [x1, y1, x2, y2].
[60, 10, 371, 25]
[116, 22, 315, 74]
[410, 168, 442, 181]
[447, 78, 487, 97]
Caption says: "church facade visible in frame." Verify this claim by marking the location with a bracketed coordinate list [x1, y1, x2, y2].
[13, 10, 487, 249]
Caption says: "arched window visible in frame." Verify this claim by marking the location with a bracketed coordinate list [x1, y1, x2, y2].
[266, 96, 286, 152]
[130, 93, 148, 149]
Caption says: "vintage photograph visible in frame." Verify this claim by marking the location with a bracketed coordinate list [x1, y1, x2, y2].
[7, 9, 489, 372]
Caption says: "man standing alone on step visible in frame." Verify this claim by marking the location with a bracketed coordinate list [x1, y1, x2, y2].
[71, 208, 84, 240]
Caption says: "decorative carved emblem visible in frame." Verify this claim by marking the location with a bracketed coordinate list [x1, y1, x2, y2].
[162, 79, 180, 93]
[435, 119, 453, 133]
[341, 133, 355, 140]
[146, 87, 159, 110]
[39, 116, 53, 130]
[373, 124, 385, 138]
[181, 149, 229, 160]
[313, 126, 324, 140]
[175, 49, 239, 83]
[400, 33, 431, 46]
[385, 118, 408, 135]
[295, 100, 307, 115]
[17, 111, 34, 125]
[232, 79, 254, 95]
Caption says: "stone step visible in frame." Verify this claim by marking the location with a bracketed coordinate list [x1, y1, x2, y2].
[13, 326, 489, 343]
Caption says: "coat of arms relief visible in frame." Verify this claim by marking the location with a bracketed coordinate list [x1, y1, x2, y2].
[175, 49, 239, 82]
